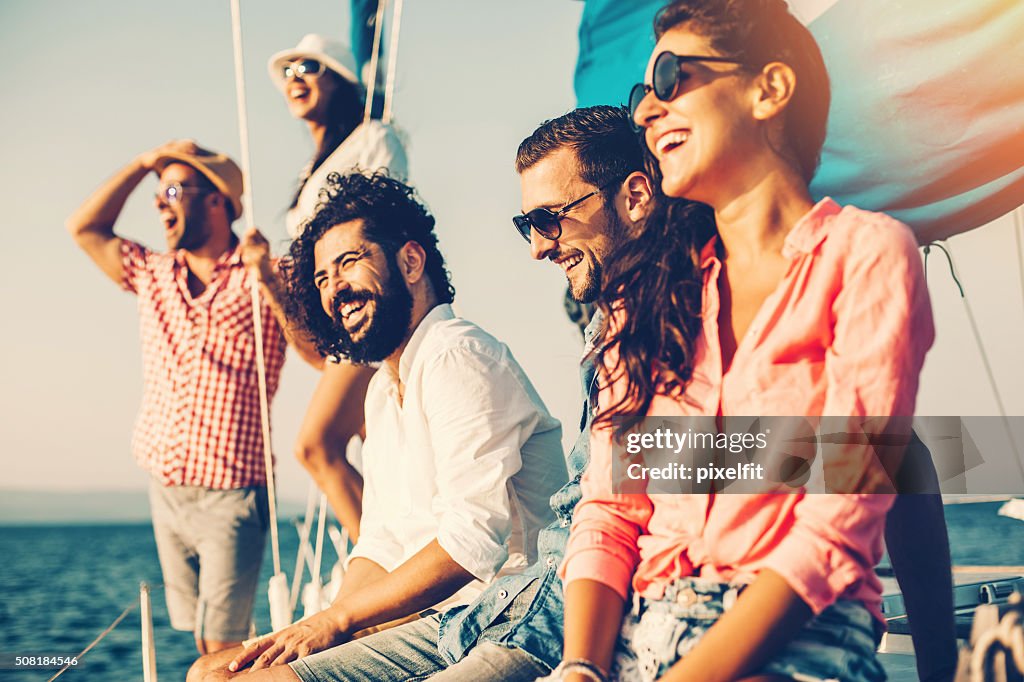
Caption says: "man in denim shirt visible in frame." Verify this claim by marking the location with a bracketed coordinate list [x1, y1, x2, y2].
[262, 106, 655, 681]
[436, 105, 655, 676]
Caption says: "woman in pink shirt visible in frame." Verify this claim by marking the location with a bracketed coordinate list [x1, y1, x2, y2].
[549, 1, 936, 681]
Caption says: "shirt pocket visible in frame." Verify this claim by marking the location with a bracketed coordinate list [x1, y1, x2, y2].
[208, 290, 256, 370]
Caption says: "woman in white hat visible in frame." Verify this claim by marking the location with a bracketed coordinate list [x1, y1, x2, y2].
[268, 33, 409, 541]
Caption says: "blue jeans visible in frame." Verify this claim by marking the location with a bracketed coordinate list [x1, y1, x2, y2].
[612, 578, 886, 682]
[289, 614, 548, 681]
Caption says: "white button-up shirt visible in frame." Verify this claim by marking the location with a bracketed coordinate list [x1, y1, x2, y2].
[348, 304, 566, 606]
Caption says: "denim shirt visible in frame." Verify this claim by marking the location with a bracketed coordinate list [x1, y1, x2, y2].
[437, 311, 604, 669]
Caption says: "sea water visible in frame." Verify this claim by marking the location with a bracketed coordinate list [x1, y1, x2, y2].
[0, 522, 326, 681]
[2, 503, 1024, 681]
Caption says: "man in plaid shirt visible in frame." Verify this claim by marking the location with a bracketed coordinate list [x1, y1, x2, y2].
[67, 140, 289, 655]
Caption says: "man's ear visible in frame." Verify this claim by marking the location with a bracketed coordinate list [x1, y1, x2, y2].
[396, 240, 427, 286]
[205, 192, 225, 214]
[622, 171, 655, 224]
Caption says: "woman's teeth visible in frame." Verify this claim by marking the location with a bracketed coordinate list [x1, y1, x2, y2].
[656, 130, 690, 155]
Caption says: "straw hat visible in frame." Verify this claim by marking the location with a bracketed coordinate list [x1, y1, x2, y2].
[152, 146, 244, 220]
[268, 34, 360, 92]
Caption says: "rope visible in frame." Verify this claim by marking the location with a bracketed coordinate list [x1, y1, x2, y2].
[363, 0, 388, 122]
[228, 0, 282, 577]
[923, 242, 964, 297]
[45, 586, 164, 682]
[925, 241, 1024, 485]
[381, 0, 404, 124]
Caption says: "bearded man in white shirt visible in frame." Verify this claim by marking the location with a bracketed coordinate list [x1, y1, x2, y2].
[188, 170, 565, 682]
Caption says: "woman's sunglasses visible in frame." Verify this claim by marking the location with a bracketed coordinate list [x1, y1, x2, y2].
[628, 52, 745, 127]
[282, 59, 325, 80]
[513, 183, 615, 243]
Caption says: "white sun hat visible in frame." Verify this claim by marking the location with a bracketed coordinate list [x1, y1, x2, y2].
[267, 33, 360, 92]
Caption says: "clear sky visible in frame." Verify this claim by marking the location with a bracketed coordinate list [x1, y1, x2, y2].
[1, 0, 1022, 504]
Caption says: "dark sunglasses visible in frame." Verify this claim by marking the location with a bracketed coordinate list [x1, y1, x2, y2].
[513, 182, 616, 243]
[628, 52, 745, 127]
[282, 59, 325, 80]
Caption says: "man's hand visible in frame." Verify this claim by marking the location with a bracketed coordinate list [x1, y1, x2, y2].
[241, 227, 274, 282]
[67, 140, 204, 285]
[228, 610, 347, 672]
[240, 226, 327, 368]
[137, 139, 200, 172]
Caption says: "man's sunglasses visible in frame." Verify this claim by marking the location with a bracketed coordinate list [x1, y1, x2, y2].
[155, 183, 211, 205]
[513, 182, 616, 243]
[282, 59, 325, 80]
[628, 52, 745, 127]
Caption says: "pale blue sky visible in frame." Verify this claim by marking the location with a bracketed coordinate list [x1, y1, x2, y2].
[1, 0, 1022, 503]
[0, 0, 587, 501]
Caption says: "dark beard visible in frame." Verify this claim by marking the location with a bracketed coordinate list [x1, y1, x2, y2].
[329, 265, 413, 365]
[573, 258, 602, 304]
[172, 205, 211, 252]
[573, 203, 630, 303]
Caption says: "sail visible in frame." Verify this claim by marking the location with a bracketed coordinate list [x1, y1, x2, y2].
[574, 0, 664, 108]
[350, 0, 388, 118]
[350, 0, 380, 80]
[573, 0, 1024, 242]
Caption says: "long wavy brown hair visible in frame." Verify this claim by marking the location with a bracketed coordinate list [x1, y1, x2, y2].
[592, 154, 716, 439]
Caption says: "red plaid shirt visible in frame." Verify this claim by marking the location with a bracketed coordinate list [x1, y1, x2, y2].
[120, 239, 287, 489]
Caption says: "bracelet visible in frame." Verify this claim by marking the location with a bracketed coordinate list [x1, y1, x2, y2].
[551, 658, 609, 682]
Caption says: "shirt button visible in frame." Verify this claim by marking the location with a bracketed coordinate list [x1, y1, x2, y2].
[546, 556, 556, 568]
[498, 589, 508, 600]
[560, 518, 569, 528]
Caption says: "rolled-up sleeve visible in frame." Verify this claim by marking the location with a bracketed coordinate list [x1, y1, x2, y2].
[561, 342, 653, 600]
[759, 493, 893, 614]
[423, 346, 540, 582]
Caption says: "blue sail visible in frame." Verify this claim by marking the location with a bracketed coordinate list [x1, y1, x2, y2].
[573, 0, 1024, 241]
[350, 0, 379, 79]
[575, 0, 664, 109]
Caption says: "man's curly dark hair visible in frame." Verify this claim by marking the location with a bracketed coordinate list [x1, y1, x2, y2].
[282, 170, 456, 359]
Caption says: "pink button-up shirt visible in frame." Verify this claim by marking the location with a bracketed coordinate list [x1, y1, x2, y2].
[561, 199, 935, 621]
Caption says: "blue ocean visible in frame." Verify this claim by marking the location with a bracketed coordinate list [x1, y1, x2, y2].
[0, 522, 328, 682]
[2, 502, 1024, 681]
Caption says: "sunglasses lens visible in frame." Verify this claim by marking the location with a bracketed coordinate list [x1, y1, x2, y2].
[298, 59, 322, 76]
[512, 216, 532, 242]
[284, 60, 323, 79]
[653, 52, 681, 101]
[526, 210, 561, 240]
[628, 83, 647, 127]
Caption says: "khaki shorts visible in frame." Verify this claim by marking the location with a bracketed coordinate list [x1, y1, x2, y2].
[149, 479, 268, 642]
